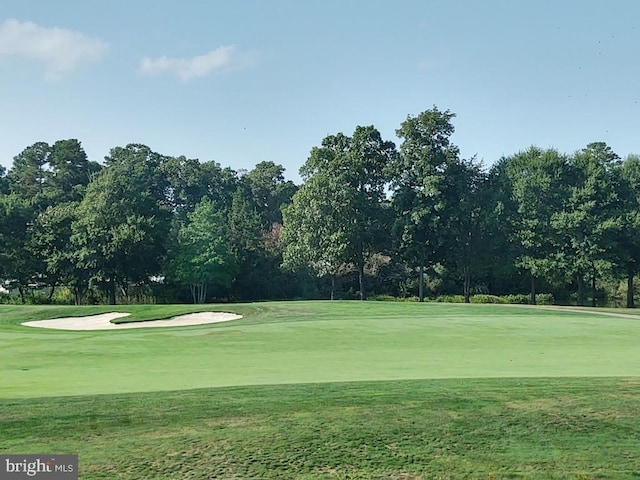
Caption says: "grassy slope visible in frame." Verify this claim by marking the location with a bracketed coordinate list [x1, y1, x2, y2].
[1, 302, 640, 398]
[1, 378, 639, 479]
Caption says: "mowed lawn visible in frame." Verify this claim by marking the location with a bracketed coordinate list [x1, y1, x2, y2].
[2, 378, 639, 479]
[1, 302, 640, 478]
[1, 301, 639, 397]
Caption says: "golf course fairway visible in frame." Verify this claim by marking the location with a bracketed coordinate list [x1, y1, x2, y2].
[1, 301, 639, 478]
[1, 301, 639, 398]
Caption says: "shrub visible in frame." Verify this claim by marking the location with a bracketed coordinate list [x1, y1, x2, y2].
[402, 296, 420, 302]
[470, 294, 508, 304]
[536, 293, 555, 305]
[0, 292, 15, 304]
[504, 294, 530, 304]
[51, 287, 75, 305]
[369, 295, 399, 302]
[24, 292, 52, 305]
[435, 295, 466, 303]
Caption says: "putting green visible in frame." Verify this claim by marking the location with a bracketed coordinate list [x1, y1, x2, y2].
[2, 301, 639, 398]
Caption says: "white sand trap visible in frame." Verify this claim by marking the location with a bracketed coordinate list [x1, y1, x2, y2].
[22, 312, 243, 331]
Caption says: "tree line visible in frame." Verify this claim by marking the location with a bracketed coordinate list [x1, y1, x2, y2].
[1, 107, 639, 306]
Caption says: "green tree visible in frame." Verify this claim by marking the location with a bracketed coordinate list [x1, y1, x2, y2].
[286, 126, 395, 300]
[1, 139, 100, 303]
[233, 163, 298, 301]
[501, 147, 568, 304]
[390, 107, 461, 301]
[282, 173, 352, 300]
[484, 159, 523, 296]
[0, 165, 8, 194]
[552, 143, 621, 306]
[72, 144, 171, 304]
[170, 198, 237, 303]
[48, 139, 101, 203]
[30, 202, 88, 303]
[161, 156, 237, 220]
[442, 158, 490, 302]
[226, 187, 264, 299]
[7, 142, 51, 202]
[611, 155, 640, 307]
[0, 194, 41, 302]
[242, 161, 297, 227]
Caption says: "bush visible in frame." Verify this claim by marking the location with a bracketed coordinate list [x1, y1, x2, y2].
[0, 292, 46, 305]
[368, 295, 422, 302]
[51, 287, 75, 305]
[368, 293, 555, 305]
[435, 295, 466, 303]
[501, 293, 554, 305]
[368, 295, 399, 302]
[23, 292, 52, 305]
[504, 294, 530, 304]
[536, 293, 555, 305]
[0, 292, 16, 304]
[402, 296, 420, 302]
[470, 294, 508, 304]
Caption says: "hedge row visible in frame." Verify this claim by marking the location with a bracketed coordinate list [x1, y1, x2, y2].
[434, 293, 554, 305]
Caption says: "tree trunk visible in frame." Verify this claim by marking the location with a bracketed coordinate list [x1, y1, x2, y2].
[47, 285, 56, 301]
[18, 286, 25, 304]
[191, 283, 207, 304]
[330, 275, 335, 301]
[358, 263, 365, 301]
[120, 282, 129, 303]
[627, 266, 635, 309]
[108, 278, 116, 305]
[577, 273, 584, 306]
[418, 265, 424, 302]
[529, 274, 536, 305]
[591, 265, 597, 307]
[74, 286, 81, 305]
[463, 266, 471, 303]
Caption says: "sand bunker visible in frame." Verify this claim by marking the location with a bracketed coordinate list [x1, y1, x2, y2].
[22, 312, 243, 331]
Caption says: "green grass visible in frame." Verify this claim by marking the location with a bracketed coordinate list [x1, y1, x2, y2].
[1, 302, 640, 398]
[2, 301, 640, 478]
[1, 378, 639, 479]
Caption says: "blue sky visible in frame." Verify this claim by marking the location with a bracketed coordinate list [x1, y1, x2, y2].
[1, 1, 639, 182]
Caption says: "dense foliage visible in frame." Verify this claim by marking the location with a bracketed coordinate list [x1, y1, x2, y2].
[1, 107, 638, 305]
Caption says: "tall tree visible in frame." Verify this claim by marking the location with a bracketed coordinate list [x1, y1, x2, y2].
[390, 107, 461, 301]
[30, 202, 88, 303]
[242, 161, 297, 227]
[7, 142, 51, 201]
[227, 163, 297, 300]
[2, 140, 99, 302]
[611, 155, 640, 307]
[227, 187, 265, 300]
[282, 173, 352, 300]
[0, 194, 41, 302]
[484, 159, 523, 295]
[72, 144, 171, 304]
[169, 198, 237, 303]
[501, 147, 569, 304]
[286, 126, 395, 300]
[552, 142, 621, 306]
[161, 156, 237, 220]
[442, 157, 490, 302]
[48, 139, 101, 202]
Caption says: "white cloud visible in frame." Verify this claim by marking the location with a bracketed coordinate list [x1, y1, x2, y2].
[0, 18, 108, 80]
[139, 46, 245, 81]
